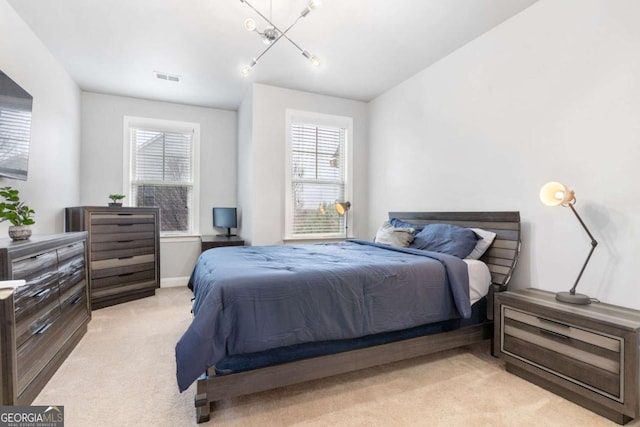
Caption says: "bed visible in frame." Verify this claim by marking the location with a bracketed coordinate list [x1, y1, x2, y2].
[177, 211, 521, 423]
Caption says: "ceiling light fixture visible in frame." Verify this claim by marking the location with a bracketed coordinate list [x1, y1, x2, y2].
[239, 0, 321, 76]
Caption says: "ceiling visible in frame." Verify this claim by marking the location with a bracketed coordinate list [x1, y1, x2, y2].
[8, 0, 538, 110]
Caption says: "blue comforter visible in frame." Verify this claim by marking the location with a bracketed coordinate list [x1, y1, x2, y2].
[175, 240, 470, 392]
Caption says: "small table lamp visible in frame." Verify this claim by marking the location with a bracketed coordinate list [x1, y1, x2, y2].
[335, 201, 351, 239]
[539, 182, 598, 305]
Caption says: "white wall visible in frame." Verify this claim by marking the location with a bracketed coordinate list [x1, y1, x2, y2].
[237, 89, 254, 243]
[0, 0, 81, 234]
[80, 92, 237, 283]
[369, 0, 640, 308]
[244, 83, 369, 246]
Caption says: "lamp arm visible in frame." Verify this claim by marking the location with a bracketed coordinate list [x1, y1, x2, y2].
[568, 204, 598, 295]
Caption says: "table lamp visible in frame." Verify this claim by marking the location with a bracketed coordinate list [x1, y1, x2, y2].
[335, 201, 351, 239]
[539, 182, 598, 304]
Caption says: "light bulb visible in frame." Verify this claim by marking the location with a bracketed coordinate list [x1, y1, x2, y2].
[243, 18, 256, 31]
[241, 66, 252, 76]
[302, 50, 321, 66]
[308, 0, 321, 10]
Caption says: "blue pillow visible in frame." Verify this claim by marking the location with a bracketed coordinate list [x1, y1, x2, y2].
[410, 224, 479, 258]
[389, 218, 424, 232]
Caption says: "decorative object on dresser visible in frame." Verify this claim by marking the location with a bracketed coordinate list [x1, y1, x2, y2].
[0, 186, 35, 241]
[539, 181, 598, 305]
[212, 207, 238, 237]
[64, 206, 160, 310]
[108, 193, 125, 207]
[201, 235, 245, 253]
[0, 232, 90, 405]
[494, 288, 640, 424]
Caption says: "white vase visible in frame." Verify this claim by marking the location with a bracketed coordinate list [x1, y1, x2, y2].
[8, 225, 32, 241]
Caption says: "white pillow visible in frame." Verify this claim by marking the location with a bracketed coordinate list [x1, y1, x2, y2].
[465, 228, 497, 260]
[374, 221, 415, 248]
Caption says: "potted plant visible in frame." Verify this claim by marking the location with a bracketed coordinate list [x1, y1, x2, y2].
[0, 186, 35, 241]
[108, 194, 125, 207]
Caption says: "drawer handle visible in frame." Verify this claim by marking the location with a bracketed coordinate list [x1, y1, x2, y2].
[71, 296, 82, 305]
[117, 240, 134, 243]
[118, 256, 134, 260]
[119, 272, 135, 277]
[32, 288, 50, 298]
[118, 224, 134, 226]
[539, 329, 570, 340]
[35, 322, 53, 335]
[537, 317, 570, 328]
[117, 213, 133, 216]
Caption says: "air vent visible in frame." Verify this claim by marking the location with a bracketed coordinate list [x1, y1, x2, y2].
[154, 71, 181, 83]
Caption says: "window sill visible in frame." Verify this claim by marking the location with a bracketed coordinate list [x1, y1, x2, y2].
[160, 235, 201, 243]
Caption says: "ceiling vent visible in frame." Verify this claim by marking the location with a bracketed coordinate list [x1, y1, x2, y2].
[154, 71, 181, 83]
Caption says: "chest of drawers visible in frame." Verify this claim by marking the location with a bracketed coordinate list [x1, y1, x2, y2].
[65, 206, 160, 310]
[0, 232, 90, 405]
[494, 288, 640, 424]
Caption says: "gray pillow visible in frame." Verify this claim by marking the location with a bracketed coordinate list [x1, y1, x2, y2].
[374, 221, 415, 247]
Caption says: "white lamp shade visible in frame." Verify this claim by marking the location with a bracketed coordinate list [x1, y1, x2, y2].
[540, 181, 575, 206]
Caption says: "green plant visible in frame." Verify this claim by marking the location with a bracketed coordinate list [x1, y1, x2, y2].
[0, 186, 35, 226]
[109, 194, 125, 203]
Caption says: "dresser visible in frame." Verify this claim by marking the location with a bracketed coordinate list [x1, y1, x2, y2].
[0, 233, 90, 405]
[65, 206, 160, 310]
[494, 288, 640, 424]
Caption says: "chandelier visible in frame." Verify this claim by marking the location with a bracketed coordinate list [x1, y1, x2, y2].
[239, 0, 321, 76]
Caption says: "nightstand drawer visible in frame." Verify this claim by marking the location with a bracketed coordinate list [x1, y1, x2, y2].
[501, 305, 623, 400]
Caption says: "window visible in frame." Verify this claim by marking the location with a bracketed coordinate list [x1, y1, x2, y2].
[124, 117, 200, 236]
[285, 110, 353, 239]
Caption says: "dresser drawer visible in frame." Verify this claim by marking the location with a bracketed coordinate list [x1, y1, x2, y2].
[12, 251, 58, 281]
[90, 213, 156, 225]
[91, 242, 155, 261]
[91, 254, 155, 271]
[13, 269, 59, 324]
[502, 306, 622, 399]
[16, 303, 63, 394]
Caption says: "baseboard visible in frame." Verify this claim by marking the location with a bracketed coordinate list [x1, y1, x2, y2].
[161, 276, 190, 288]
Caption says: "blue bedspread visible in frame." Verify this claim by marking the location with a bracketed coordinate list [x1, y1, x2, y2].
[175, 240, 470, 392]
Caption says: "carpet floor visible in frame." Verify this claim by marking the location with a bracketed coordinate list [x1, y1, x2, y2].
[33, 287, 638, 426]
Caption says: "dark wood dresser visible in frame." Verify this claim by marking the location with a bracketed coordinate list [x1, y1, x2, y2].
[494, 288, 640, 424]
[0, 232, 90, 405]
[65, 206, 160, 310]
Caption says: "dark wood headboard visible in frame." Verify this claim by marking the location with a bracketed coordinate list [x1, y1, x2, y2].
[388, 211, 521, 288]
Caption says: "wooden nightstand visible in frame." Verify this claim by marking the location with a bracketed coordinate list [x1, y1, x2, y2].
[494, 288, 640, 424]
[201, 235, 245, 252]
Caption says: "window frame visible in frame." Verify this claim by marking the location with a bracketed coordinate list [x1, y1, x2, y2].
[284, 109, 353, 240]
[123, 116, 200, 237]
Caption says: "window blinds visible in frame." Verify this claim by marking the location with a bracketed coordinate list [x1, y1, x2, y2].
[290, 123, 346, 235]
[130, 128, 193, 232]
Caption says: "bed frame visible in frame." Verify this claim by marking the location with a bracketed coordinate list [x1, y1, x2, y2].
[194, 211, 521, 423]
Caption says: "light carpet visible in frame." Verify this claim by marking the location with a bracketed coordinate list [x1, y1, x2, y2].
[33, 287, 637, 426]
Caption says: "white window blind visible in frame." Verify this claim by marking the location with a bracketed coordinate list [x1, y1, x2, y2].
[0, 102, 31, 179]
[130, 127, 194, 233]
[289, 122, 346, 236]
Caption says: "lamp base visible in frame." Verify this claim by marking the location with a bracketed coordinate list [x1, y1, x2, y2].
[555, 291, 591, 305]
